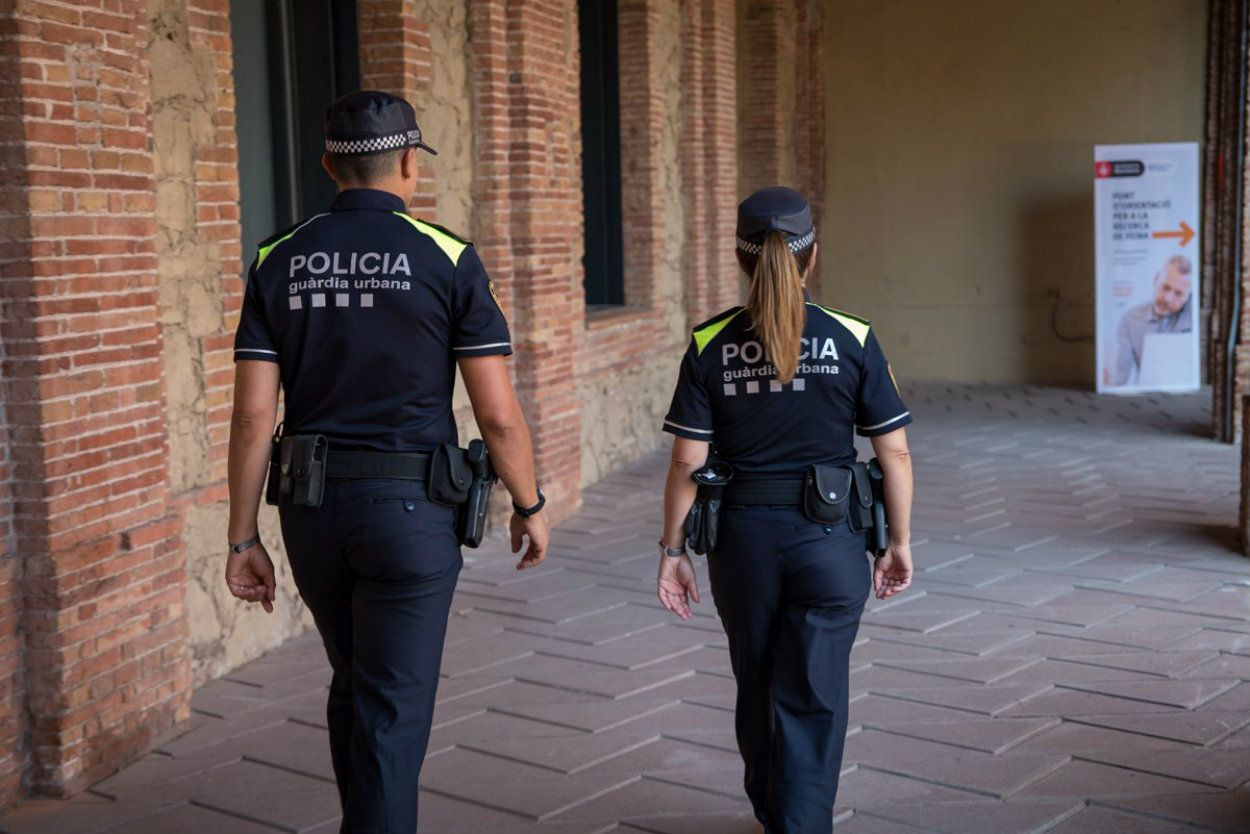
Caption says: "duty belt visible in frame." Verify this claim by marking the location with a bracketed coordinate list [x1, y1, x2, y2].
[325, 450, 431, 480]
[722, 478, 804, 505]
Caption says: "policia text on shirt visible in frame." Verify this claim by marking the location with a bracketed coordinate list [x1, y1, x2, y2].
[224, 91, 549, 834]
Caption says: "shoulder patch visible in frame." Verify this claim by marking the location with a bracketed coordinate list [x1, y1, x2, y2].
[255, 213, 328, 269]
[692, 306, 745, 356]
[393, 212, 469, 265]
[808, 302, 871, 347]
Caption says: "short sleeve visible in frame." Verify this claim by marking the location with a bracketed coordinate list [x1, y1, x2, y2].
[662, 340, 714, 440]
[451, 246, 512, 357]
[856, 329, 912, 436]
[234, 262, 278, 363]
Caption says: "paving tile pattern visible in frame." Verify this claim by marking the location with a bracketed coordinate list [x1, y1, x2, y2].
[3, 384, 1249, 833]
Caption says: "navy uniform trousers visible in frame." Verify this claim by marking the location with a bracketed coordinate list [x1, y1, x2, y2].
[707, 505, 871, 834]
[280, 478, 462, 834]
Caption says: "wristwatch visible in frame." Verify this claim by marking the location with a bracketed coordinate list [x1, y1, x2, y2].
[513, 487, 546, 518]
[228, 534, 260, 554]
[658, 539, 686, 558]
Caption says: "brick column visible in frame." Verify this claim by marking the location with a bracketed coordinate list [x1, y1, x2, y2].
[358, 0, 437, 217]
[0, 0, 188, 802]
[1208, 0, 1242, 440]
[702, 1, 741, 315]
[793, 0, 824, 292]
[739, 0, 793, 194]
[469, 0, 585, 519]
[680, 0, 739, 324]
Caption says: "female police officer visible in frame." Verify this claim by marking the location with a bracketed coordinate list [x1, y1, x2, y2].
[656, 186, 914, 833]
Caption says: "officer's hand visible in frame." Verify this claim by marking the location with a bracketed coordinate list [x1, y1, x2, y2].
[225, 541, 277, 613]
[657, 554, 700, 620]
[511, 511, 549, 570]
[873, 543, 913, 600]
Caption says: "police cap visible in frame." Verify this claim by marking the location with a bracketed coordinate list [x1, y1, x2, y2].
[736, 186, 814, 255]
[324, 90, 438, 156]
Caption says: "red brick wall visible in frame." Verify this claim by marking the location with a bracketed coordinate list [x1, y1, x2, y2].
[0, 354, 23, 802]
[0, 3, 32, 802]
[0, 0, 188, 803]
[469, 0, 585, 519]
[358, 0, 438, 218]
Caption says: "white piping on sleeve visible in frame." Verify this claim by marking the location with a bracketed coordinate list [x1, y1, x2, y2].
[452, 342, 511, 351]
[664, 420, 713, 435]
[859, 411, 910, 432]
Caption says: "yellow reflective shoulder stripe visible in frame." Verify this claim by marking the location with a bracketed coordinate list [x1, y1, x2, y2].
[255, 213, 329, 268]
[257, 231, 295, 268]
[808, 303, 870, 347]
[392, 212, 467, 265]
[692, 309, 744, 355]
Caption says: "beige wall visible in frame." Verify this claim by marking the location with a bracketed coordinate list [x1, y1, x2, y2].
[820, 0, 1206, 384]
[149, 0, 313, 684]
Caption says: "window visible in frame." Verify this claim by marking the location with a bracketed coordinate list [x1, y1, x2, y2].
[578, 0, 625, 308]
[231, 0, 361, 258]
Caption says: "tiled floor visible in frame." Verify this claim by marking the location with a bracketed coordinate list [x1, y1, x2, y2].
[3, 384, 1250, 833]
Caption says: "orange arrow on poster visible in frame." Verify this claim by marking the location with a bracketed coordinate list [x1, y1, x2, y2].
[1152, 220, 1195, 246]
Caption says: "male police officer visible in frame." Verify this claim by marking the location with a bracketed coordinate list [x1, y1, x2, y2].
[224, 91, 550, 833]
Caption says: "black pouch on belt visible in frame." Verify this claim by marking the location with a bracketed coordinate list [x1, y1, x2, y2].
[428, 442, 472, 508]
[846, 461, 874, 533]
[280, 434, 328, 508]
[802, 464, 853, 525]
[683, 460, 734, 555]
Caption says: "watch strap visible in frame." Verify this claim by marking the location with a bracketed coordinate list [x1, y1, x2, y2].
[513, 487, 546, 518]
[229, 535, 260, 554]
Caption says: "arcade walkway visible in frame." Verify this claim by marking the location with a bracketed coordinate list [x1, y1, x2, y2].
[3, 384, 1249, 833]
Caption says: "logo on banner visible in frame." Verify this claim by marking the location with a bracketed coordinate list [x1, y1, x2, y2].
[1095, 160, 1145, 179]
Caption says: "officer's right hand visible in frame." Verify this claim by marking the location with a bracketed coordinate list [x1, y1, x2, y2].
[511, 511, 549, 570]
[225, 541, 277, 613]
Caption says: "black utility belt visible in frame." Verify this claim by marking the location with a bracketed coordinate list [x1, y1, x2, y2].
[265, 431, 496, 548]
[685, 459, 890, 556]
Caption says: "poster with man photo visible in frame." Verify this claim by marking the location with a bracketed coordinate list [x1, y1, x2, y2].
[1095, 143, 1200, 394]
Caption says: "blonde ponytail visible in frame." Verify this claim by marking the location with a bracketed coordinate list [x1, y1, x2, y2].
[746, 231, 806, 384]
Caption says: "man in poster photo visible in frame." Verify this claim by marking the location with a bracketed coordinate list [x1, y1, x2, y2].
[1108, 254, 1194, 387]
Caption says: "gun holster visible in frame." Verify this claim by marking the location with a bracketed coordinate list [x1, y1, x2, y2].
[683, 460, 734, 555]
[867, 457, 889, 556]
[427, 441, 495, 549]
[279, 433, 328, 508]
[265, 423, 283, 506]
[458, 439, 495, 549]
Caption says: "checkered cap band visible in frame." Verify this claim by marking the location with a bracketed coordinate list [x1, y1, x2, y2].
[325, 130, 417, 155]
[736, 228, 815, 256]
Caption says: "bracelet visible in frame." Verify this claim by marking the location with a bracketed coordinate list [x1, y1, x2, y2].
[228, 535, 260, 554]
[658, 539, 686, 558]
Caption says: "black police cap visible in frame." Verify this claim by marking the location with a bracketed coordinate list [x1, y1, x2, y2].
[324, 90, 438, 156]
[736, 186, 814, 255]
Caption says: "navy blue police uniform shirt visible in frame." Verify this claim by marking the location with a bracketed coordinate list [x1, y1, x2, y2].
[663, 296, 911, 478]
[233, 188, 512, 452]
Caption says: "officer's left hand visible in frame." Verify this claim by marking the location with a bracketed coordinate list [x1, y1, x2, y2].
[657, 554, 700, 620]
[225, 541, 277, 613]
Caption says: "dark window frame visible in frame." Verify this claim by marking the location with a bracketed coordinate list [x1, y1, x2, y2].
[579, 0, 625, 308]
[234, 0, 361, 256]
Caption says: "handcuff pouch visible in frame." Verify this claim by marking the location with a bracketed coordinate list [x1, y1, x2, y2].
[281, 434, 328, 508]
[428, 442, 472, 508]
[802, 464, 853, 525]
